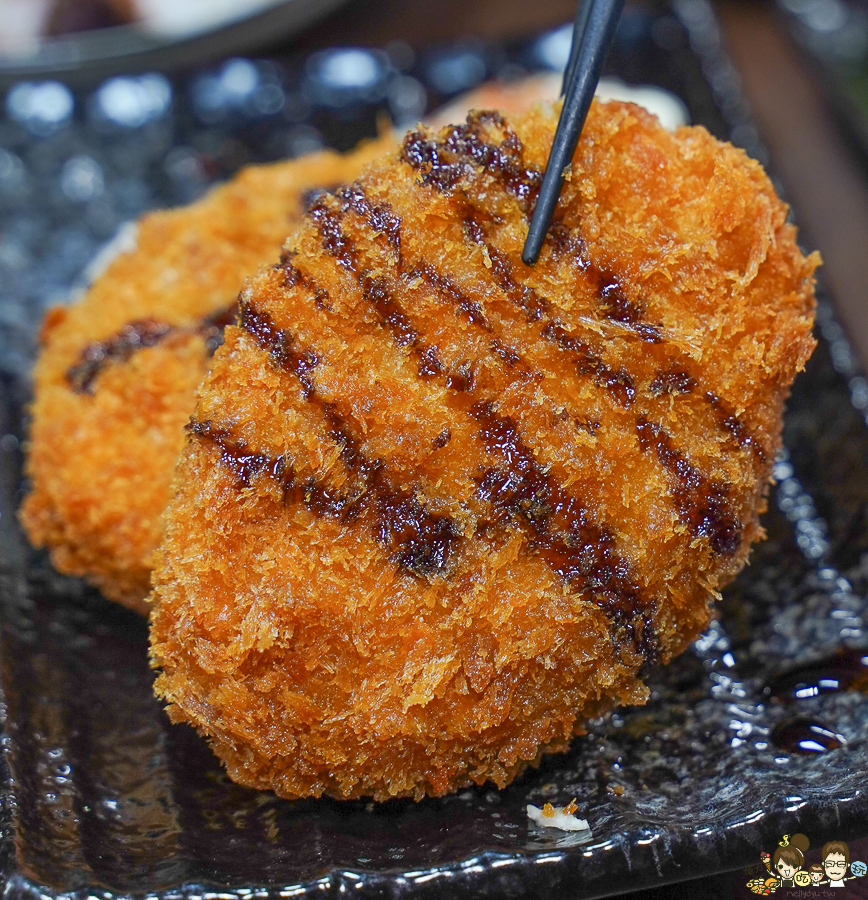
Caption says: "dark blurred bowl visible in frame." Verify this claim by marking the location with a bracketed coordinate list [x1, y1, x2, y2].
[0, 0, 352, 86]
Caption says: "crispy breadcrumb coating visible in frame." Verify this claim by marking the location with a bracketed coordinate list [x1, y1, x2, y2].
[20, 82, 563, 614]
[20, 139, 391, 612]
[150, 101, 817, 800]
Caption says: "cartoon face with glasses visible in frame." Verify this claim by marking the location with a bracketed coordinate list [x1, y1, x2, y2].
[822, 842, 851, 887]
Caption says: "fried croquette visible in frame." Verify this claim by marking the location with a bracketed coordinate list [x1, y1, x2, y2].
[20, 81, 565, 615]
[149, 100, 817, 801]
[20, 138, 392, 612]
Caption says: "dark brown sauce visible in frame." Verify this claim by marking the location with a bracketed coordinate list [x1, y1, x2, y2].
[770, 717, 844, 755]
[336, 184, 402, 263]
[409, 113, 765, 475]
[67, 320, 173, 393]
[433, 428, 451, 449]
[471, 401, 656, 660]
[304, 181, 661, 657]
[189, 417, 353, 518]
[706, 391, 767, 463]
[549, 222, 662, 343]
[362, 274, 418, 348]
[598, 276, 662, 344]
[483, 241, 548, 323]
[541, 321, 635, 408]
[374, 492, 460, 578]
[463, 211, 636, 408]
[238, 300, 461, 578]
[445, 360, 477, 393]
[412, 262, 491, 331]
[239, 301, 318, 398]
[417, 345, 445, 379]
[309, 197, 358, 274]
[309, 191, 449, 382]
[650, 369, 696, 396]
[548, 219, 586, 261]
[401, 111, 542, 209]
[186, 419, 281, 487]
[278, 251, 331, 311]
[636, 418, 742, 556]
[67, 303, 238, 394]
[764, 649, 868, 701]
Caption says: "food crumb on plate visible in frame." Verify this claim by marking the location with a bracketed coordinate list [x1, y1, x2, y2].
[527, 799, 590, 832]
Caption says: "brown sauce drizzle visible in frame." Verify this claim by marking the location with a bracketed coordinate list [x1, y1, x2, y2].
[484, 243, 548, 322]
[636, 418, 742, 556]
[465, 211, 636, 408]
[770, 717, 844, 755]
[597, 275, 662, 344]
[67, 303, 238, 394]
[472, 401, 656, 660]
[187, 419, 283, 487]
[706, 391, 767, 463]
[189, 417, 353, 518]
[541, 321, 635, 408]
[548, 223, 663, 344]
[301, 185, 657, 658]
[278, 250, 331, 311]
[413, 262, 523, 366]
[335, 184, 402, 262]
[433, 428, 451, 449]
[307, 193, 448, 381]
[309, 199, 357, 274]
[411, 262, 491, 332]
[362, 274, 419, 348]
[405, 113, 768, 470]
[763, 648, 868, 701]
[238, 300, 461, 578]
[498, 217, 764, 456]
[401, 111, 542, 209]
[762, 649, 868, 756]
[67, 320, 173, 394]
[650, 369, 696, 396]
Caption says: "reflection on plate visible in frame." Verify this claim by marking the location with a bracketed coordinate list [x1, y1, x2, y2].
[2, 1, 868, 897]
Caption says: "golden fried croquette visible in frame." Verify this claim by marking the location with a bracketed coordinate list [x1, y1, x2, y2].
[20, 139, 391, 612]
[20, 82, 565, 615]
[149, 100, 817, 801]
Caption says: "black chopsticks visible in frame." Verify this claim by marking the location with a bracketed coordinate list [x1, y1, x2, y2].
[521, 0, 625, 266]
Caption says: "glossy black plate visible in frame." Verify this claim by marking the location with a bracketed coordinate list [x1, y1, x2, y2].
[2, 1, 868, 896]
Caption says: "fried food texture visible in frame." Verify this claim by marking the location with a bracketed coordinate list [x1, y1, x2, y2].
[20, 139, 391, 612]
[151, 99, 817, 801]
[19, 82, 564, 615]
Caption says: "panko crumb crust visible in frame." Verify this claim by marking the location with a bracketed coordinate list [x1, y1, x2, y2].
[20, 139, 390, 612]
[150, 101, 817, 801]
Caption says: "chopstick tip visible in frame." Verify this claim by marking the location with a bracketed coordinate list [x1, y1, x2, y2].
[521, 235, 542, 267]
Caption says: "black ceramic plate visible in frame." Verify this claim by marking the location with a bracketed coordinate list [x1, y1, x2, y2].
[3, 1, 868, 897]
